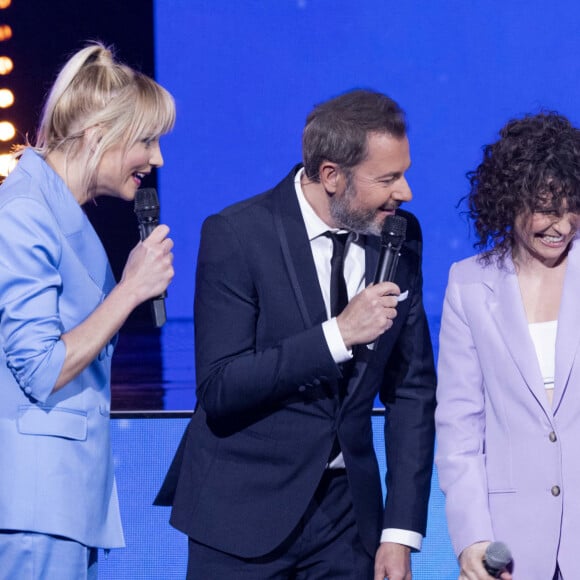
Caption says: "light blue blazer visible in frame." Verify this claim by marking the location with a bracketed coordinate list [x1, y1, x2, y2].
[436, 241, 580, 579]
[0, 150, 124, 548]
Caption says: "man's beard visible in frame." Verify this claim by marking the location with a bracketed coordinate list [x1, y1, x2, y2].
[328, 172, 384, 236]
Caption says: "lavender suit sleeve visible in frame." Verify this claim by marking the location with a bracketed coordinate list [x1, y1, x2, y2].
[435, 263, 494, 557]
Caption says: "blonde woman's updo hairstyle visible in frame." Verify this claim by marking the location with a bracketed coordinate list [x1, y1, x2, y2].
[32, 42, 175, 199]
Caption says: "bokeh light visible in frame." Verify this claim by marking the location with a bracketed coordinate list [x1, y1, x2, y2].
[0, 88, 13, 108]
[0, 25, 11, 41]
[0, 152, 16, 177]
[0, 121, 15, 141]
[0, 56, 13, 75]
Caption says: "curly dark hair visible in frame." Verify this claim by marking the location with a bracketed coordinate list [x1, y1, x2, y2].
[467, 111, 580, 265]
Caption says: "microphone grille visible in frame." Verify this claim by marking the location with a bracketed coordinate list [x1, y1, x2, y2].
[134, 188, 160, 220]
[485, 541, 512, 569]
[381, 214, 407, 247]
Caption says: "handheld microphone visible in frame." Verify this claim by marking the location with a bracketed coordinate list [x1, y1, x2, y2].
[134, 188, 166, 327]
[483, 541, 512, 578]
[371, 214, 407, 350]
[373, 214, 407, 284]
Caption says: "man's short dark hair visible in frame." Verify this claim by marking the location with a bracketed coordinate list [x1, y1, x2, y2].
[302, 89, 407, 181]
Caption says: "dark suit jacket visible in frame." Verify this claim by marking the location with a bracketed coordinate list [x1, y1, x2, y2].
[166, 165, 436, 558]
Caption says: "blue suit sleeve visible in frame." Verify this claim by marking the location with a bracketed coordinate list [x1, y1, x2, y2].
[0, 197, 66, 402]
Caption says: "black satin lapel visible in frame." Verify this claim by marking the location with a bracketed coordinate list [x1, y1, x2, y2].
[393, 248, 410, 291]
[339, 236, 379, 406]
[272, 168, 328, 329]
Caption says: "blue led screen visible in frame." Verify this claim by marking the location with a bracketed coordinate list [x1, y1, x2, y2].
[99, 415, 458, 579]
[154, 0, 580, 323]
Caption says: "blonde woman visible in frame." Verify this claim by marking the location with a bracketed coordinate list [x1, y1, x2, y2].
[0, 43, 175, 579]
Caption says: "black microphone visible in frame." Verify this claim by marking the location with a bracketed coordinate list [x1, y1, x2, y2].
[483, 541, 512, 578]
[134, 188, 166, 327]
[371, 214, 407, 350]
[373, 214, 407, 284]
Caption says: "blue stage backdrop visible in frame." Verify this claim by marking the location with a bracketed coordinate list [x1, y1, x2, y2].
[154, 0, 580, 326]
[136, 2, 580, 576]
[99, 414, 459, 579]
[152, 0, 580, 408]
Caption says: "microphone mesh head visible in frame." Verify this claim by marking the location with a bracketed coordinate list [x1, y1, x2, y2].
[381, 214, 407, 249]
[486, 541, 512, 569]
[134, 188, 160, 221]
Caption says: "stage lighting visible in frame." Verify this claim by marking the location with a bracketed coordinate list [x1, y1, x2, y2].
[0, 1, 16, 181]
[0, 121, 15, 141]
[0, 25, 11, 41]
[0, 152, 15, 176]
[0, 56, 12, 75]
[0, 88, 13, 108]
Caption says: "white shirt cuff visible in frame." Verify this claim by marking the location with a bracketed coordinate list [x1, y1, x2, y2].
[380, 528, 423, 551]
[322, 318, 351, 363]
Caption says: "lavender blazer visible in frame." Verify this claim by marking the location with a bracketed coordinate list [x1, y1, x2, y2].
[435, 242, 580, 579]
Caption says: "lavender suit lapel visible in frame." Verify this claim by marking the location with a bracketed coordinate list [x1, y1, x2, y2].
[553, 240, 580, 412]
[487, 259, 549, 409]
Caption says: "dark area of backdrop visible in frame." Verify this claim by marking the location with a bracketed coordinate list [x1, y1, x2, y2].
[8, 0, 155, 315]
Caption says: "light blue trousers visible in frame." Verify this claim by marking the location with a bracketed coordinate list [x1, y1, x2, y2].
[0, 531, 98, 580]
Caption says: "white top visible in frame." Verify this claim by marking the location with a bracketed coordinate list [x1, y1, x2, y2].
[528, 320, 557, 391]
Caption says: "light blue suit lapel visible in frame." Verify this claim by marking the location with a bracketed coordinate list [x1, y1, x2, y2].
[486, 257, 549, 410]
[554, 240, 580, 412]
[41, 162, 116, 296]
[63, 221, 116, 296]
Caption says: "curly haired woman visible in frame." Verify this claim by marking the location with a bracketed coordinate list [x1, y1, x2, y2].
[436, 112, 580, 580]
